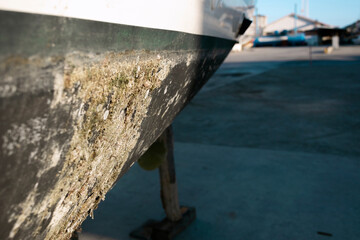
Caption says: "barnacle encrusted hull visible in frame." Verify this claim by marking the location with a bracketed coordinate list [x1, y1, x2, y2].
[0, 11, 235, 239]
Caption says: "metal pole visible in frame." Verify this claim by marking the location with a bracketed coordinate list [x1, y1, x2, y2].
[306, 0, 310, 18]
[294, 4, 298, 34]
[255, 7, 258, 36]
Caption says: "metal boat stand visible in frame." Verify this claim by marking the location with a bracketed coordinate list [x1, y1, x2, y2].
[130, 126, 196, 240]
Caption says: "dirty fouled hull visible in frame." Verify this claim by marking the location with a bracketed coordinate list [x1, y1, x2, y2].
[0, 1, 251, 239]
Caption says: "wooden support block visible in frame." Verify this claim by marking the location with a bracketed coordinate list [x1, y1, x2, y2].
[130, 206, 196, 240]
[151, 206, 196, 240]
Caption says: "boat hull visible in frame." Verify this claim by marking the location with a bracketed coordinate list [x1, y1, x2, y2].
[0, 10, 235, 239]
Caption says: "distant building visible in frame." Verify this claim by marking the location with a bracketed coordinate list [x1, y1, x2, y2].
[343, 20, 360, 44]
[247, 14, 267, 36]
[344, 20, 360, 35]
[344, 20, 360, 37]
[263, 13, 333, 35]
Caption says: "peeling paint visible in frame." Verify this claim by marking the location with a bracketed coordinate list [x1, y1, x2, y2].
[186, 53, 195, 67]
[36, 145, 62, 178]
[50, 73, 65, 108]
[0, 84, 17, 97]
[8, 183, 38, 239]
[2, 117, 47, 157]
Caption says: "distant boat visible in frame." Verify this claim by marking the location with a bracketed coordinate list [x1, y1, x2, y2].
[254, 31, 307, 47]
[0, 0, 252, 239]
[353, 36, 360, 45]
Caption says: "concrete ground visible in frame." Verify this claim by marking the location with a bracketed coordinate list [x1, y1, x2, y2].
[80, 46, 360, 240]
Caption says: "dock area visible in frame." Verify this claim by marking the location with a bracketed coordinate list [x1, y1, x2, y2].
[80, 46, 360, 240]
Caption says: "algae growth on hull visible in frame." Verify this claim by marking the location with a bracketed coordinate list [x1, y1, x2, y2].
[0, 49, 204, 239]
[46, 52, 169, 239]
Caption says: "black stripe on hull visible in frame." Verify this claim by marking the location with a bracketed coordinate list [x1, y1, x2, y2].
[0, 10, 235, 56]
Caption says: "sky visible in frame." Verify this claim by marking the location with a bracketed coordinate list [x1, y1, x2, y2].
[257, 0, 360, 27]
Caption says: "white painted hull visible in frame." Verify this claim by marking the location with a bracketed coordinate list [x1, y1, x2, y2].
[0, 0, 251, 41]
